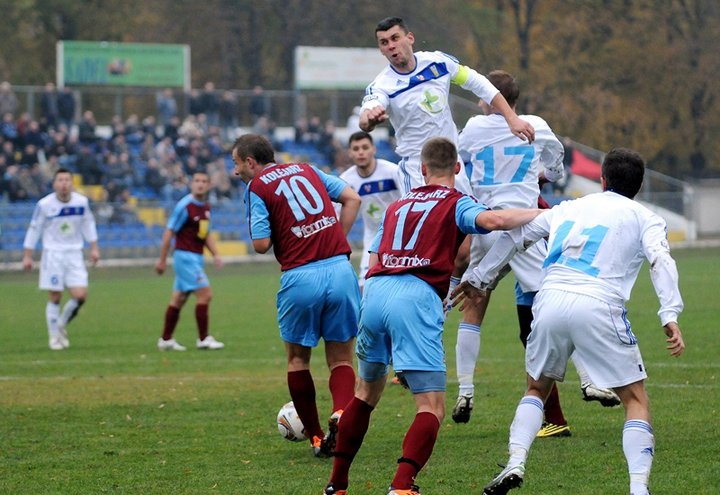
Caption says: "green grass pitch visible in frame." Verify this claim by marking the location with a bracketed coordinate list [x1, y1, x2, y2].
[1, 248, 718, 494]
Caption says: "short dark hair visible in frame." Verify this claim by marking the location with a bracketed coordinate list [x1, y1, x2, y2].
[601, 148, 645, 199]
[375, 16, 407, 34]
[348, 131, 373, 146]
[231, 134, 275, 164]
[487, 70, 520, 108]
[54, 167, 72, 177]
[421, 137, 457, 174]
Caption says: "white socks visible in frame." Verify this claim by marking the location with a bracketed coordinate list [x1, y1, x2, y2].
[572, 354, 592, 387]
[46, 302, 61, 337]
[455, 322, 480, 397]
[61, 298, 81, 327]
[623, 420, 654, 495]
[508, 395, 543, 466]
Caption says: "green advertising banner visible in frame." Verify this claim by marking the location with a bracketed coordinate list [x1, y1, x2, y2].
[57, 41, 190, 89]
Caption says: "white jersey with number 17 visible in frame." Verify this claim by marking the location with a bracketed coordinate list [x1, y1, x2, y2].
[459, 113, 564, 209]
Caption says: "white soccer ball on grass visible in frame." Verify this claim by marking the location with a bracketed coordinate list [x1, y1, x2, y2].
[277, 401, 307, 442]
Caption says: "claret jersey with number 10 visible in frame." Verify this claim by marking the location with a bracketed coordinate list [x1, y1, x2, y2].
[366, 184, 490, 297]
[246, 163, 351, 271]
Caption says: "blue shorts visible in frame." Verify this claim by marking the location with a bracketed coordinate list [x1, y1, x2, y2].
[277, 255, 360, 347]
[173, 250, 209, 292]
[514, 280, 537, 306]
[357, 361, 446, 393]
[357, 274, 445, 373]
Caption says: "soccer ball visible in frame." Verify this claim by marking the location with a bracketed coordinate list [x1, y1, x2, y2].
[277, 401, 307, 442]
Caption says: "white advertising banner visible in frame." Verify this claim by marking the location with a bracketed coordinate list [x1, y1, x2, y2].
[294, 46, 388, 90]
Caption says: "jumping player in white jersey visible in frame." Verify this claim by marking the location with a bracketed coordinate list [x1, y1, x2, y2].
[340, 131, 402, 287]
[359, 16, 535, 196]
[452, 148, 685, 495]
[451, 70, 619, 433]
[22, 168, 100, 350]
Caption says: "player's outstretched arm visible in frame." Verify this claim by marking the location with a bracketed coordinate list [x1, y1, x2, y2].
[663, 321, 685, 357]
[475, 207, 542, 231]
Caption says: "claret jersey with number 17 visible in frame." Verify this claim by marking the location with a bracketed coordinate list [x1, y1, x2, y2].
[366, 184, 490, 297]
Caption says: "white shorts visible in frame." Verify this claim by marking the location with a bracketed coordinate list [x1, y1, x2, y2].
[398, 154, 472, 196]
[39, 249, 88, 291]
[469, 232, 546, 292]
[526, 288, 647, 389]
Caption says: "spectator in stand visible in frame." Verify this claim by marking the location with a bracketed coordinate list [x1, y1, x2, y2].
[164, 115, 181, 141]
[249, 85, 268, 122]
[144, 157, 170, 198]
[0, 153, 8, 198]
[156, 88, 178, 127]
[155, 136, 176, 162]
[57, 87, 76, 130]
[183, 155, 205, 177]
[1, 112, 18, 142]
[187, 89, 203, 117]
[40, 83, 59, 130]
[316, 119, 340, 166]
[0, 81, 19, 117]
[208, 159, 233, 202]
[109, 133, 129, 155]
[218, 90, 239, 141]
[123, 114, 143, 143]
[108, 186, 138, 225]
[42, 153, 61, 180]
[76, 145, 103, 185]
[2, 139, 17, 165]
[78, 111, 97, 145]
[201, 82, 220, 127]
[294, 117, 312, 144]
[22, 121, 47, 149]
[19, 144, 40, 167]
[308, 115, 323, 143]
[252, 115, 274, 143]
[141, 115, 158, 139]
[10, 165, 44, 201]
[47, 130, 70, 158]
[102, 152, 134, 190]
[15, 112, 33, 144]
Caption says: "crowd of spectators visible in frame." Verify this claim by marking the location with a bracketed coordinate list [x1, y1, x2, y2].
[0, 81, 261, 217]
[0, 80, 387, 219]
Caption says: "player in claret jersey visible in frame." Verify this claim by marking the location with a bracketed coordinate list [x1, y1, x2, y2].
[322, 137, 541, 495]
[231, 134, 362, 459]
[155, 171, 224, 351]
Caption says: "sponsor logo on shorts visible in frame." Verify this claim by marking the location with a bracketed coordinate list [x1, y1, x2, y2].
[291, 215, 337, 238]
[381, 253, 431, 268]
